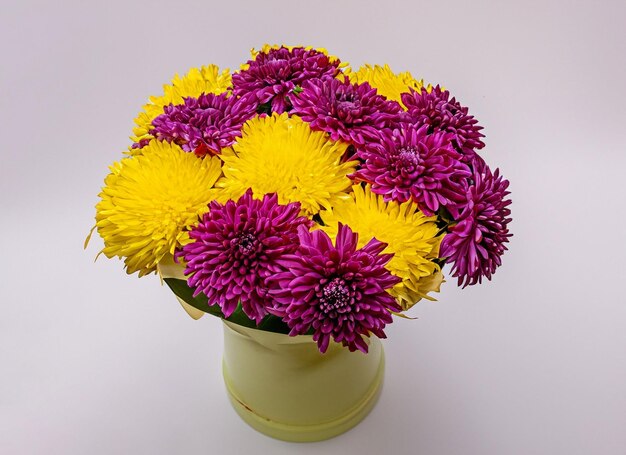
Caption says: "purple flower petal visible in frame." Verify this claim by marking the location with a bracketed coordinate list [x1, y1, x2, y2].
[440, 162, 512, 287]
[181, 190, 310, 323]
[268, 223, 401, 353]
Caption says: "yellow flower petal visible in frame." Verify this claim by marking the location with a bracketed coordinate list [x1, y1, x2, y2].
[96, 140, 222, 276]
[344, 64, 433, 108]
[320, 185, 443, 310]
[130, 65, 231, 148]
[214, 113, 357, 216]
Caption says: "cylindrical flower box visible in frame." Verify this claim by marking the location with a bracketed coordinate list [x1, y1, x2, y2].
[221, 320, 385, 442]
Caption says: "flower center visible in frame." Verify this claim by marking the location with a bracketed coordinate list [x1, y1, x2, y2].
[235, 233, 257, 255]
[319, 278, 352, 314]
[393, 146, 425, 179]
[397, 146, 421, 166]
[335, 91, 361, 114]
[337, 100, 358, 110]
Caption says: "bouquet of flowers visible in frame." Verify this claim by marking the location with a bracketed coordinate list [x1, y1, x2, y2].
[90, 44, 512, 354]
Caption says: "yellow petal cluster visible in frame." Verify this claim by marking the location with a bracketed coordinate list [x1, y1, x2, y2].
[345, 64, 433, 108]
[320, 185, 443, 310]
[214, 113, 357, 215]
[96, 140, 222, 276]
[130, 65, 231, 147]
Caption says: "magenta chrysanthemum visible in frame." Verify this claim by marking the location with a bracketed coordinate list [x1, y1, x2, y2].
[146, 93, 258, 157]
[402, 86, 485, 157]
[440, 163, 512, 287]
[356, 125, 472, 217]
[269, 224, 401, 353]
[291, 78, 404, 147]
[232, 46, 342, 114]
[181, 190, 310, 323]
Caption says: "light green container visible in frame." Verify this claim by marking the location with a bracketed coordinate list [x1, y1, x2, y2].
[157, 258, 385, 442]
[222, 321, 385, 442]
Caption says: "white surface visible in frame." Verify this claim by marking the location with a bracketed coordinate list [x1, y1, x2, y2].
[1, 1, 625, 454]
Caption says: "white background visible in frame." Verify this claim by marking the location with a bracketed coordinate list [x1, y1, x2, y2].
[1, 1, 625, 454]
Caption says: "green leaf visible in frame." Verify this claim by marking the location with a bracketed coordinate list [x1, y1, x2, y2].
[164, 278, 223, 317]
[164, 278, 293, 334]
[257, 102, 273, 115]
[257, 313, 292, 334]
[224, 304, 263, 330]
[436, 205, 454, 231]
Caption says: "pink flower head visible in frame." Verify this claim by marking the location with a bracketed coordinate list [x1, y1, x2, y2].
[232, 46, 342, 114]
[402, 86, 485, 159]
[148, 92, 258, 157]
[291, 77, 404, 147]
[181, 190, 310, 323]
[440, 162, 512, 287]
[356, 124, 472, 217]
[270, 223, 401, 353]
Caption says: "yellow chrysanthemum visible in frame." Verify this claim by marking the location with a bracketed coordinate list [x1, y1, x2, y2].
[130, 65, 231, 147]
[344, 64, 433, 108]
[214, 113, 357, 215]
[96, 140, 222, 276]
[319, 185, 443, 310]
